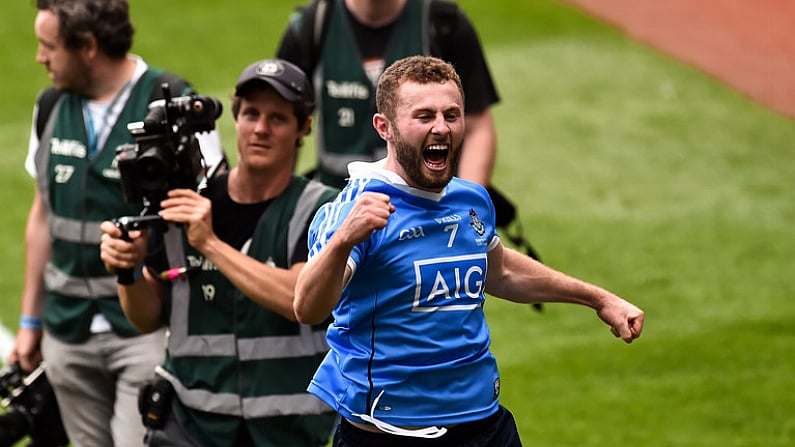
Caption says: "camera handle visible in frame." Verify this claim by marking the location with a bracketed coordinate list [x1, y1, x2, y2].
[113, 215, 163, 285]
[114, 226, 135, 285]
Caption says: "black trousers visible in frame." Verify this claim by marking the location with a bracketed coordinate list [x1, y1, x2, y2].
[332, 406, 522, 447]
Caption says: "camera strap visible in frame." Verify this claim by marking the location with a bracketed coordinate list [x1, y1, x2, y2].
[80, 81, 133, 156]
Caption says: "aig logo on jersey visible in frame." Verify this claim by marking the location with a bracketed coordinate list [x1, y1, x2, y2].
[412, 254, 487, 312]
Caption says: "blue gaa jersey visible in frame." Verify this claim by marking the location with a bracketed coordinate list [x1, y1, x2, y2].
[307, 161, 502, 427]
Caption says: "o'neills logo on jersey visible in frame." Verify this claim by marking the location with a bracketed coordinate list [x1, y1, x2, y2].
[326, 80, 369, 99]
[434, 214, 462, 224]
[411, 254, 486, 312]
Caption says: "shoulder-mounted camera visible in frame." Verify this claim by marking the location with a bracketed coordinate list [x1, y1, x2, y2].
[0, 363, 68, 447]
[116, 84, 222, 214]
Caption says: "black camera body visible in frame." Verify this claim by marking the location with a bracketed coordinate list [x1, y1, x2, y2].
[116, 84, 222, 212]
[114, 214, 165, 238]
[0, 364, 68, 447]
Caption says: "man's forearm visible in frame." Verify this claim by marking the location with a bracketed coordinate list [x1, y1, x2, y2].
[118, 273, 165, 334]
[21, 192, 50, 318]
[456, 109, 497, 186]
[201, 236, 300, 321]
[293, 238, 352, 324]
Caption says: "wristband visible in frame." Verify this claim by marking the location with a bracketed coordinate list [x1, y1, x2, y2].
[133, 264, 145, 281]
[20, 315, 43, 330]
[118, 264, 144, 285]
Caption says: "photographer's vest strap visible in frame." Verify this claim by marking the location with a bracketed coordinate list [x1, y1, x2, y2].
[34, 89, 62, 213]
[287, 180, 332, 264]
[161, 177, 337, 418]
[155, 365, 331, 419]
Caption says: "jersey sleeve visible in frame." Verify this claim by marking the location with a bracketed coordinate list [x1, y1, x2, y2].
[307, 192, 369, 273]
[307, 199, 351, 259]
[468, 181, 501, 250]
[292, 185, 339, 265]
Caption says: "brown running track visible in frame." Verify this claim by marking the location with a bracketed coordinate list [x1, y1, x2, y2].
[561, 0, 795, 120]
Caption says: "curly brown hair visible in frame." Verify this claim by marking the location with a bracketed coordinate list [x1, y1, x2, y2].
[375, 56, 465, 122]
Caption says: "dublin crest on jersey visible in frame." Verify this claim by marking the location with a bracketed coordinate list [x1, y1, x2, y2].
[469, 209, 485, 236]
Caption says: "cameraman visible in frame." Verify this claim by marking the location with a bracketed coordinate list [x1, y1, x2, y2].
[9, 1, 226, 446]
[99, 59, 338, 446]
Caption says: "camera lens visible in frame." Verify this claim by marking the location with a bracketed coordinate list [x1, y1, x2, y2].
[136, 147, 171, 191]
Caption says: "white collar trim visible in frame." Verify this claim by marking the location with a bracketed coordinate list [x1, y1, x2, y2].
[347, 159, 446, 201]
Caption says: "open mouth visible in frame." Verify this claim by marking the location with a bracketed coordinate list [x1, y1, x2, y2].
[423, 144, 449, 170]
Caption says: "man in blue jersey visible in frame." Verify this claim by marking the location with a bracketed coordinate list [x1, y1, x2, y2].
[293, 55, 645, 446]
